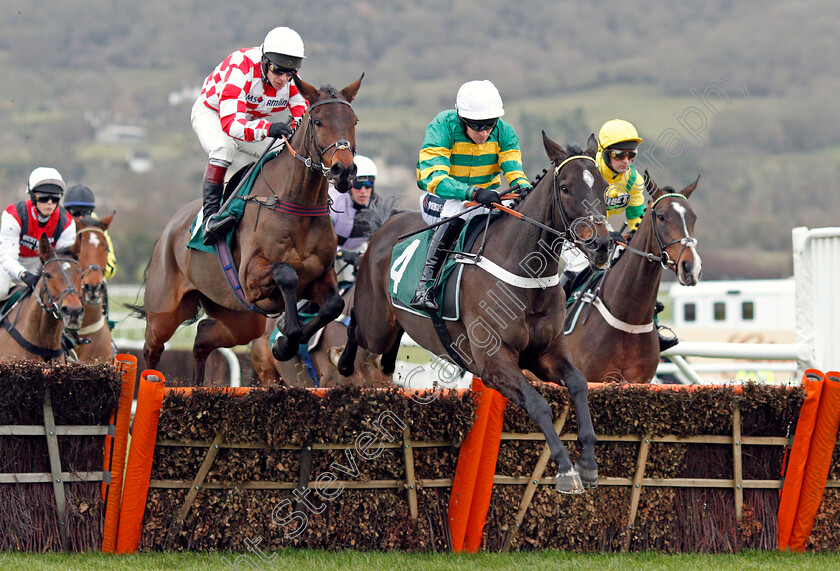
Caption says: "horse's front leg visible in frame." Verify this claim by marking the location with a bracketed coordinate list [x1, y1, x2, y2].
[483, 349, 585, 494]
[271, 263, 302, 361]
[536, 343, 598, 488]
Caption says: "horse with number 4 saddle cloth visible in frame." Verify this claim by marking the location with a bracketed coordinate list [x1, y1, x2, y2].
[338, 132, 616, 494]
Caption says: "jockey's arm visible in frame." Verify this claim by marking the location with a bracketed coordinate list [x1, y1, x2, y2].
[416, 120, 473, 201]
[498, 122, 531, 190]
[0, 211, 27, 280]
[623, 174, 646, 231]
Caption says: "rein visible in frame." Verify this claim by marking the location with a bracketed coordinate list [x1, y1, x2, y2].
[282, 97, 354, 178]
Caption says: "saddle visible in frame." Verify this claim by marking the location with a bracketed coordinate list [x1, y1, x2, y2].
[186, 151, 282, 253]
[389, 213, 497, 319]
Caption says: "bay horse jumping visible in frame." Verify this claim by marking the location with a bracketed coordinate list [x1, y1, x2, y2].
[71, 214, 116, 362]
[251, 283, 390, 388]
[0, 236, 84, 362]
[338, 133, 613, 493]
[565, 172, 701, 383]
[139, 76, 362, 385]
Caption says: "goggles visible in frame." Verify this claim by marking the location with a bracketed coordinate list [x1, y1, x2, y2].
[462, 118, 498, 132]
[352, 178, 374, 190]
[35, 194, 61, 204]
[608, 149, 637, 161]
[267, 62, 296, 77]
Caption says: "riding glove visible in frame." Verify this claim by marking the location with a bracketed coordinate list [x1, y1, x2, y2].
[471, 187, 502, 207]
[268, 122, 293, 139]
[20, 271, 40, 289]
[337, 250, 362, 269]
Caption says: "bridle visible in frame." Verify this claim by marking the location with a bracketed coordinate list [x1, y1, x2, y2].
[284, 97, 355, 178]
[37, 256, 82, 320]
[638, 193, 698, 271]
[551, 155, 607, 248]
[76, 226, 107, 300]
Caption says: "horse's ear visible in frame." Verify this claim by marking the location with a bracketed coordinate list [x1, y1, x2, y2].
[340, 73, 364, 103]
[99, 212, 115, 229]
[542, 130, 565, 162]
[644, 169, 660, 195]
[681, 174, 700, 199]
[586, 133, 598, 155]
[38, 234, 54, 261]
[293, 76, 320, 105]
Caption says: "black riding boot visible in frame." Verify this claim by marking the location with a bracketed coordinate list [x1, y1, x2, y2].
[202, 181, 235, 245]
[409, 218, 465, 312]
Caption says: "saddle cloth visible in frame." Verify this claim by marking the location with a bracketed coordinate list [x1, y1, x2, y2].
[186, 150, 281, 253]
[389, 215, 490, 320]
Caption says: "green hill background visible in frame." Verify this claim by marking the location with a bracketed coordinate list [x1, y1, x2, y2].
[1, 0, 837, 282]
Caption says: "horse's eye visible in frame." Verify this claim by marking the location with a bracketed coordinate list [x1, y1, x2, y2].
[313, 119, 323, 127]
[657, 213, 665, 221]
[43, 272, 52, 279]
[560, 184, 570, 195]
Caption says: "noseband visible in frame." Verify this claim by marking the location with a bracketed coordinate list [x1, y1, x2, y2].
[649, 192, 698, 270]
[552, 155, 607, 246]
[37, 257, 81, 320]
[287, 97, 355, 178]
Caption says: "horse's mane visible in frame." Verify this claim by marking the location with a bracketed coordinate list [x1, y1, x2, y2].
[76, 215, 107, 229]
[53, 247, 78, 260]
[354, 195, 403, 237]
[319, 85, 342, 99]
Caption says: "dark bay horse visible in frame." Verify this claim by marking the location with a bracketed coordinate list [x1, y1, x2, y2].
[140, 76, 363, 385]
[0, 236, 84, 362]
[71, 214, 116, 362]
[565, 172, 701, 383]
[338, 133, 613, 493]
[250, 284, 390, 388]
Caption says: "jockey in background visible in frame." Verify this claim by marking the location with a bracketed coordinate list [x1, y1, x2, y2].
[329, 154, 379, 283]
[560, 119, 678, 351]
[192, 26, 308, 245]
[63, 185, 117, 279]
[412, 80, 531, 312]
[0, 167, 75, 301]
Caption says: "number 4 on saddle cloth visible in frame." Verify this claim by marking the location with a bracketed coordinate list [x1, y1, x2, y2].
[389, 215, 492, 321]
[186, 150, 281, 253]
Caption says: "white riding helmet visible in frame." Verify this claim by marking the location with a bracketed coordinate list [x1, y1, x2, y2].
[27, 167, 66, 195]
[261, 27, 306, 71]
[455, 80, 505, 120]
[353, 155, 377, 179]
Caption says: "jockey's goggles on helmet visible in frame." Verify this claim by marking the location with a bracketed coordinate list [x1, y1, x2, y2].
[34, 194, 61, 204]
[267, 62, 296, 77]
[352, 178, 374, 190]
[462, 118, 498, 132]
[608, 149, 637, 161]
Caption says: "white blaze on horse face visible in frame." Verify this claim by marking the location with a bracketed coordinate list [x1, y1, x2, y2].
[61, 261, 72, 271]
[582, 170, 594, 189]
[87, 233, 102, 248]
[671, 201, 702, 284]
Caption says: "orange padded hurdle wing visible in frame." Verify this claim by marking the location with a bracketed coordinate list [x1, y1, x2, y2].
[102, 354, 138, 553]
[789, 371, 840, 552]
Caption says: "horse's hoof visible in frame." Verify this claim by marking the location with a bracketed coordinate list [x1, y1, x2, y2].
[555, 468, 585, 495]
[271, 337, 298, 362]
[575, 462, 599, 489]
[337, 353, 355, 377]
[327, 346, 344, 369]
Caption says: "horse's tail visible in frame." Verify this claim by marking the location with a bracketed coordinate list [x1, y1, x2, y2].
[356, 195, 403, 237]
[122, 245, 155, 319]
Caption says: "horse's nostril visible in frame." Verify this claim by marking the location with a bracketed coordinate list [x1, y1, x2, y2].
[329, 163, 344, 178]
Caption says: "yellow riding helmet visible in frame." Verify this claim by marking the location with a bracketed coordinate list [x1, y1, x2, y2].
[598, 119, 642, 151]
